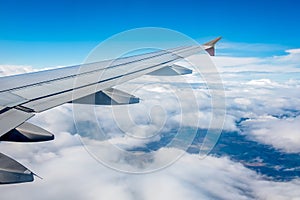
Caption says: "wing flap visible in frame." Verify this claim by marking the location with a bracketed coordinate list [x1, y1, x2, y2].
[0, 122, 54, 142]
[72, 88, 139, 105]
[0, 153, 34, 184]
[102, 88, 140, 105]
[0, 108, 34, 137]
[0, 92, 27, 109]
[147, 64, 192, 76]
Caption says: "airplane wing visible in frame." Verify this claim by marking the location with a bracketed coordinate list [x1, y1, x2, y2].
[0, 37, 221, 184]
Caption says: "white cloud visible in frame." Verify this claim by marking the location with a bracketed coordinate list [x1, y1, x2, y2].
[285, 48, 300, 54]
[241, 115, 300, 153]
[0, 65, 35, 76]
[211, 48, 300, 73]
[1, 139, 300, 200]
[0, 64, 65, 77]
[1, 46, 300, 199]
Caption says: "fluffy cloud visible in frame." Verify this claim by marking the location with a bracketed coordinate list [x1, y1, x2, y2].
[1, 138, 300, 200]
[1, 46, 300, 199]
[0, 65, 35, 76]
[222, 76, 300, 153]
[241, 115, 300, 153]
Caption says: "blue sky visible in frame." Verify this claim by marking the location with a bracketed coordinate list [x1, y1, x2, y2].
[0, 0, 300, 67]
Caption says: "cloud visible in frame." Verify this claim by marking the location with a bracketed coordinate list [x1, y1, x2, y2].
[218, 60, 300, 154]
[212, 48, 300, 73]
[1, 138, 300, 200]
[1, 46, 300, 199]
[241, 115, 300, 153]
[0, 65, 35, 76]
[285, 48, 300, 54]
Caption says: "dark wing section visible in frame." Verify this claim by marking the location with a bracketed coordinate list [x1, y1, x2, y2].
[0, 153, 34, 184]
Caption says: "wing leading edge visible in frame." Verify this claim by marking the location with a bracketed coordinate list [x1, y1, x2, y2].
[0, 37, 221, 184]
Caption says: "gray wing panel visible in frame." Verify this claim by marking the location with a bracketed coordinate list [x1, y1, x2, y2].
[20, 46, 202, 112]
[0, 46, 187, 92]
[0, 47, 200, 112]
[0, 46, 192, 105]
[0, 109, 34, 137]
[0, 153, 34, 184]
[0, 45, 202, 135]
[0, 92, 27, 109]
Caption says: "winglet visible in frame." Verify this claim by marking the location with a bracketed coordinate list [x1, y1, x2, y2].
[203, 36, 222, 56]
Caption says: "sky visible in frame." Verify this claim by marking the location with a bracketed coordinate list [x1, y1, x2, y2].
[0, 0, 300, 67]
[1, 1, 300, 200]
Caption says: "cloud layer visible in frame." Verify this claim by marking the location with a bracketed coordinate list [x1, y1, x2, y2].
[1, 133, 300, 200]
[0, 46, 300, 199]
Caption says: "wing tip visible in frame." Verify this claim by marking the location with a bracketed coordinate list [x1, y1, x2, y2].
[203, 36, 222, 56]
[203, 36, 222, 46]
